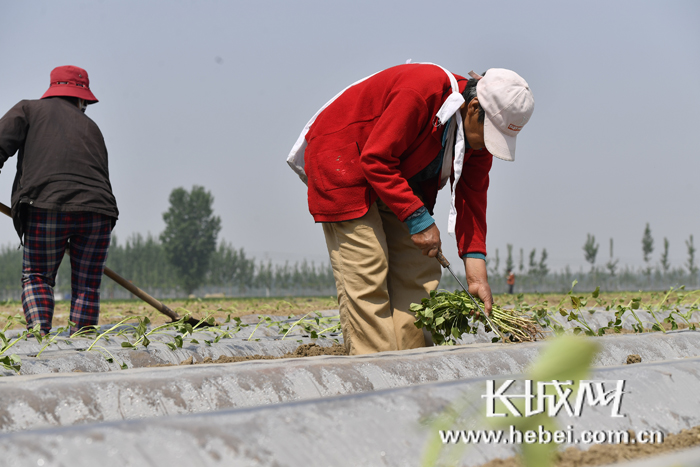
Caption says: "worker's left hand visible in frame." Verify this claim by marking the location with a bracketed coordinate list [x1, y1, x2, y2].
[463, 257, 493, 316]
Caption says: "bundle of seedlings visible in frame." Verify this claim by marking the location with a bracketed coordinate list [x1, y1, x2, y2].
[412, 289, 544, 345]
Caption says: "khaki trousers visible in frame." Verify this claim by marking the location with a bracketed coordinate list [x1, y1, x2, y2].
[323, 200, 441, 355]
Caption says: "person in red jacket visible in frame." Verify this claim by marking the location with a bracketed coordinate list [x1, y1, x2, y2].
[288, 63, 534, 354]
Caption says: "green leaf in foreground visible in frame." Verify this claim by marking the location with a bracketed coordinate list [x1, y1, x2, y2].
[492, 335, 600, 467]
[421, 335, 599, 467]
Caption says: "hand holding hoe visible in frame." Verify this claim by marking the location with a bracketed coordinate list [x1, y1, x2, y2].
[435, 250, 508, 342]
[0, 202, 207, 328]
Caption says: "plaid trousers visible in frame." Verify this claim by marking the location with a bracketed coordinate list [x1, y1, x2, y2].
[22, 207, 112, 334]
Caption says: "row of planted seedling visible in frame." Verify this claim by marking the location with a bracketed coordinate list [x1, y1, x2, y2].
[0, 309, 342, 374]
[413, 282, 700, 344]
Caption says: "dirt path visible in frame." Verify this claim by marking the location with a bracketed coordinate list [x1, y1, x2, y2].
[481, 426, 700, 467]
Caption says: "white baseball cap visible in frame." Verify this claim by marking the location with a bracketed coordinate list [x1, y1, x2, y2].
[476, 68, 534, 162]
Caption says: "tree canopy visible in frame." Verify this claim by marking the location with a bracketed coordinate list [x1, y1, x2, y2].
[160, 186, 222, 294]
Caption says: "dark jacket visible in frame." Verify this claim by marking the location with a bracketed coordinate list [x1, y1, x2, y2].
[0, 97, 118, 240]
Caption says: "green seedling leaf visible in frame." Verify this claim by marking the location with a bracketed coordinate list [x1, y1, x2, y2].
[0, 354, 21, 373]
[121, 342, 134, 348]
[31, 323, 43, 343]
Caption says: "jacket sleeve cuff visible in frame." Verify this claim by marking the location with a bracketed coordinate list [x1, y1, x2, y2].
[404, 207, 435, 235]
[461, 252, 486, 261]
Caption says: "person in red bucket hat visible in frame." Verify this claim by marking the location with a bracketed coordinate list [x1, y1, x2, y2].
[0, 65, 119, 336]
[41, 65, 99, 107]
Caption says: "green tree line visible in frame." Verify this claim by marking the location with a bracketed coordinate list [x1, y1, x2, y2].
[0, 185, 697, 300]
[0, 235, 337, 300]
[453, 225, 699, 295]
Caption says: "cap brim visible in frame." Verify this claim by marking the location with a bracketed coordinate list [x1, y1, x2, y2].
[483, 114, 516, 162]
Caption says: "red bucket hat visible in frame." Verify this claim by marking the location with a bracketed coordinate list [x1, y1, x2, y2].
[41, 65, 98, 103]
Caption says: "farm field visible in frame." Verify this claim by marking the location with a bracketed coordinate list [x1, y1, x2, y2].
[2, 288, 698, 330]
[2, 287, 700, 467]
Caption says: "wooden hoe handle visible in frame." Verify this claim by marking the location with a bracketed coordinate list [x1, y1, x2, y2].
[102, 267, 180, 321]
[436, 250, 450, 269]
[0, 201, 181, 322]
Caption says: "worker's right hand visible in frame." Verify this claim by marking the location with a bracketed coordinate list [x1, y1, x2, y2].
[411, 223, 441, 257]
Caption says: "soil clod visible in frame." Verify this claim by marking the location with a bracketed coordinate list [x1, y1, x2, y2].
[626, 354, 642, 364]
[285, 343, 347, 357]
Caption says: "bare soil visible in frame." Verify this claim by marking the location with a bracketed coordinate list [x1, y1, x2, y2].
[480, 425, 700, 467]
[196, 343, 348, 363]
[1, 291, 696, 331]
[626, 354, 642, 364]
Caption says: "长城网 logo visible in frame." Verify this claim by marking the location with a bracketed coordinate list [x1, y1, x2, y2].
[482, 380, 626, 418]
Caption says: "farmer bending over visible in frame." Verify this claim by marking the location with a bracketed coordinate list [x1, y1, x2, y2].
[288, 63, 534, 355]
[0, 65, 119, 335]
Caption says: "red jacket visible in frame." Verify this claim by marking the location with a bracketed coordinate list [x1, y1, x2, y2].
[304, 64, 492, 256]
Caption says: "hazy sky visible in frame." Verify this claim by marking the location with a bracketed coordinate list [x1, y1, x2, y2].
[1, 1, 698, 273]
